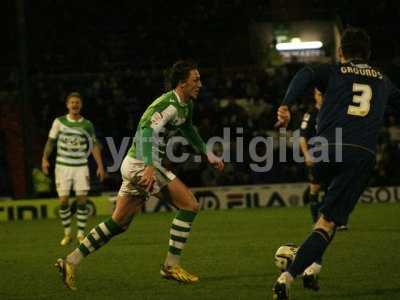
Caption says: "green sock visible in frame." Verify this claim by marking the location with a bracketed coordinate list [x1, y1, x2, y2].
[59, 204, 71, 236]
[76, 203, 88, 237]
[77, 218, 125, 258]
[165, 209, 197, 267]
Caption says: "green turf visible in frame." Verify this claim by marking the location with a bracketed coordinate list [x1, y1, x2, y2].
[0, 203, 399, 300]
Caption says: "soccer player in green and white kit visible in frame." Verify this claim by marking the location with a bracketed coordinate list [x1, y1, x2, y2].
[56, 60, 224, 290]
[42, 92, 105, 246]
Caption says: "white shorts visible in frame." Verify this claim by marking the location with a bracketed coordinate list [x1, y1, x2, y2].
[118, 156, 176, 198]
[55, 164, 90, 197]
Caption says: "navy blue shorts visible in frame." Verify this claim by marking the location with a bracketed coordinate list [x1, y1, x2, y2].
[313, 146, 375, 226]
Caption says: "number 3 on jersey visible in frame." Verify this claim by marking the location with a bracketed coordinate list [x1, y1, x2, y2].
[347, 83, 373, 117]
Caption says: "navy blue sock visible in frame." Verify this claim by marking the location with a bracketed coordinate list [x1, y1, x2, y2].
[309, 193, 320, 223]
[288, 228, 332, 278]
[314, 227, 336, 264]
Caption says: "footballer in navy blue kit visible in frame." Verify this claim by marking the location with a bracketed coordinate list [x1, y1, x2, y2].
[272, 27, 400, 300]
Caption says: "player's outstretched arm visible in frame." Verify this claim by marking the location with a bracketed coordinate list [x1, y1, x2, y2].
[42, 138, 55, 175]
[179, 123, 207, 154]
[137, 127, 156, 192]
[92, 143, 106, 182]
[42, 119, 61, 175]
[179, 123, 224, 172]
[275, 105, 291, 128]
[282, 67, 315, 106]
[138, 165, 155, 192]
[276, 65, 329, 128]
[206, 151, 224, 171]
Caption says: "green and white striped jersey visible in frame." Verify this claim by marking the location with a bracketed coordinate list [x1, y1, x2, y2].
[49, 115, 97, 167]
[128, 90, 206, 166]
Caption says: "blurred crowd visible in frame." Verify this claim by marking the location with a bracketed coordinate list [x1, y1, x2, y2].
[2, 61, 400, 197]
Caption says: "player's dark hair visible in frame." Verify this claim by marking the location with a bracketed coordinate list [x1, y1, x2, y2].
[341, 27, 371, 60]
[65, 92, 82, 103]
[164, 60, 198, 90]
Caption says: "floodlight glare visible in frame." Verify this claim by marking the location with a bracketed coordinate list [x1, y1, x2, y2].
[276, 41, 323, 51]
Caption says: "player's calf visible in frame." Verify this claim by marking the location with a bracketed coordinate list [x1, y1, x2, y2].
[66, 217, 125, 266]
[76, 196, 89, 241]
[164, 209, 198, 268]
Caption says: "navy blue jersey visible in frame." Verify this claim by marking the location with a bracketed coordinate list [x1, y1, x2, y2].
[283, 61, 400, 153]
[300, 106, 319, 141]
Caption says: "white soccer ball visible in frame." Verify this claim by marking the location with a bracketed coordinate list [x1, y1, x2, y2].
[274, 244, 299, 272]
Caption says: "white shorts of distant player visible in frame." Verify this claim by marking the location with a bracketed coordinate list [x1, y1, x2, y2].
[55, 164, 90, 197]
[118, 156, 176, 197]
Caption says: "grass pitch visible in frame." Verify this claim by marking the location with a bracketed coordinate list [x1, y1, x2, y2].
[1, 203, 399, 300]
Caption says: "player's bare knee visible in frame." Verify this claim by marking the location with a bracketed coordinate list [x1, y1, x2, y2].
[76, 195, 87, 205]
[59, 196, 69, 206]
[175, 193, 199, 212]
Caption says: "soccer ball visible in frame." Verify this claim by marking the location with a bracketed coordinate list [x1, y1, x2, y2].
[274, 243, 299, 272]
